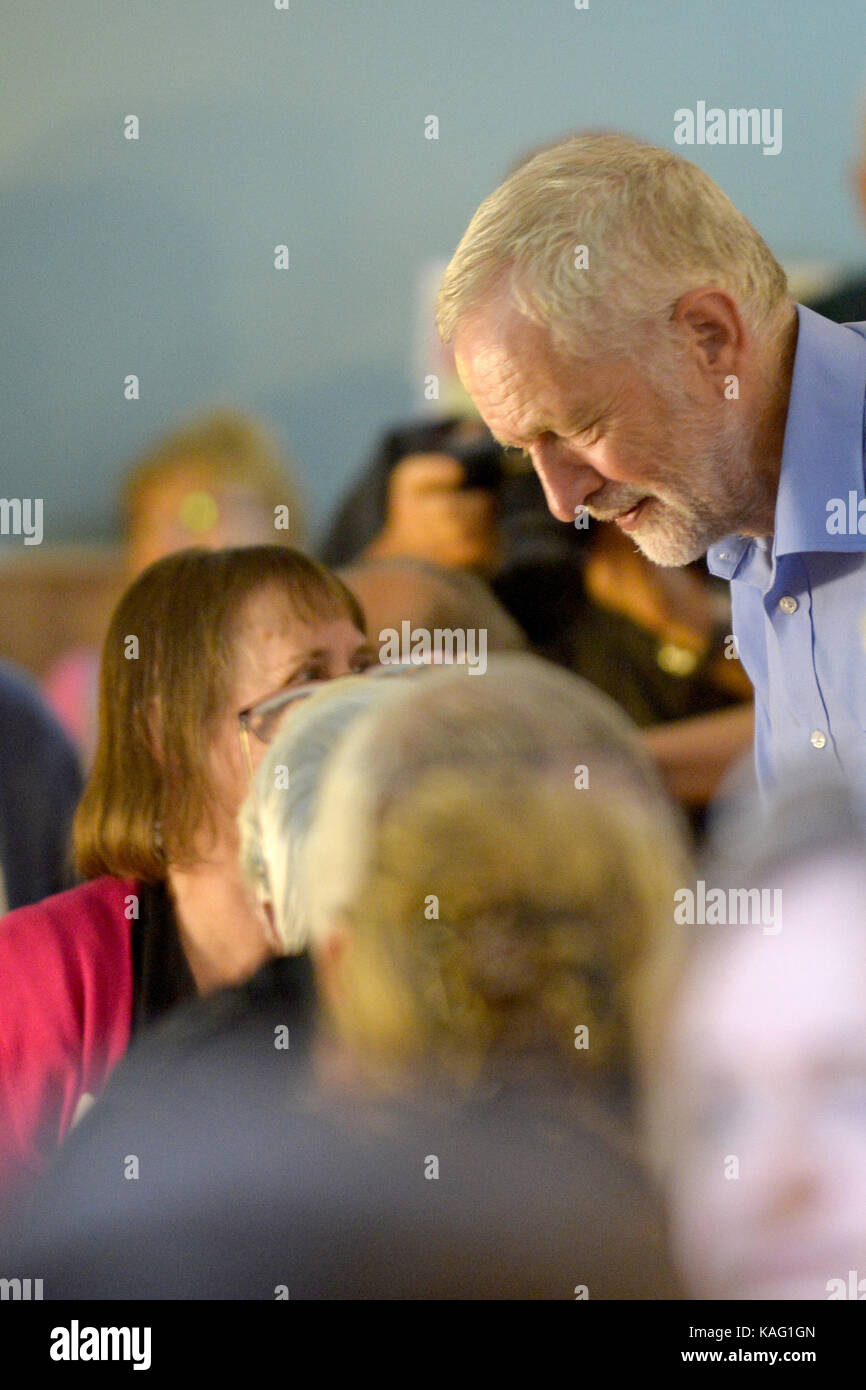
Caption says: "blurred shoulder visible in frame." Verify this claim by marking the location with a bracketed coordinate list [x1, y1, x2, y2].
[0, 658, 68, 733]
[0, 877, 136, 968]
[0, 657, 81, 778]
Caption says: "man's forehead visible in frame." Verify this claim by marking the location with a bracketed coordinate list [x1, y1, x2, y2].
[454, 292, 550, 366]
[455, 309, 601, 445]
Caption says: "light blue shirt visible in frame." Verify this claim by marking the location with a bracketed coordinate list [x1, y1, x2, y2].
[706, 304, 866, 792]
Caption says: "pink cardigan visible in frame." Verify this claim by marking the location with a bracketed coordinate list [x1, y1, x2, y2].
[0, 876, 135, 1212]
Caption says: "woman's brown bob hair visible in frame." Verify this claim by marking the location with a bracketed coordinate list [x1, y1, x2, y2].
[74, 545, 366, 881]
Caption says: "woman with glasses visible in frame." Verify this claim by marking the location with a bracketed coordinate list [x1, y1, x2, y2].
[0, 544, 376, 1217]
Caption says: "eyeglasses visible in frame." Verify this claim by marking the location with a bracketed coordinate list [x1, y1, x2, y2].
[237, 661, 428, 924]
[237, 661, 426, 786]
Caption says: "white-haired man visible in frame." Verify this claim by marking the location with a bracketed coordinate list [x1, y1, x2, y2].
[438, 132, 866, 793]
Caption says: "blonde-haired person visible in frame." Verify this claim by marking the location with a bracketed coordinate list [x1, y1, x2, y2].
[15, 659, 686, 1298]
[311, 768, 681, 1103]
[120, 407, 308, 576]
[44, 407, 308, 762]
[292, 653, 690, 1106]
[438, 131, 866, 802]
[0, 544, 375, 1215]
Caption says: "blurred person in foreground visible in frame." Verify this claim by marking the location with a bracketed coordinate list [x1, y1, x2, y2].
[0, 545, 373, 1217]
[43, 408, 307, 762]
[643, 774, 866, 1299]
[12, 657, 688, 1298]
[299, 654, 687, 1113]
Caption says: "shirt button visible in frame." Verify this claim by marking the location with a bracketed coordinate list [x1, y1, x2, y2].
[810, 730, 827, 749]
[779, 595, 798, 614]
[718, 552, 729, 560]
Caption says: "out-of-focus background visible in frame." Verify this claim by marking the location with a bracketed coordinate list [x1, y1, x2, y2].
[2, 0, 865, 682]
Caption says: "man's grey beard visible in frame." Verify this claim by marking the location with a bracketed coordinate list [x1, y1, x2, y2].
[625, 409, 769, 567]
[630, 502, 721, 567]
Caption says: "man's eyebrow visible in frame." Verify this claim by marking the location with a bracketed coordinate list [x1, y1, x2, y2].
[566, 409, 605, 434]
[490, 413, 602, 449]
[491, 428, 544, 449]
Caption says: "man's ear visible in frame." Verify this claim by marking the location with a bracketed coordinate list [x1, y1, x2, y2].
[312, 914, 352, 1013]
[671, 288, 747, 379]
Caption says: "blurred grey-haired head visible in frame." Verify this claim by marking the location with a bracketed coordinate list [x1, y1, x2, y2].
[303, 651, 691, 947]
[237, 673, 408, 953]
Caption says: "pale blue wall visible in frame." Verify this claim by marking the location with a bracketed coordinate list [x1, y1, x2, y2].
[2, 0, 865, 542]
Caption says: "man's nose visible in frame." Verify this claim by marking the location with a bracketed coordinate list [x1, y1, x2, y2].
[529, 439, 601, 523]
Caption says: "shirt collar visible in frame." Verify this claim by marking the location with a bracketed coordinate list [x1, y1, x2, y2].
[773, 303, 866, 556]
[708, 303, 866, 576]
